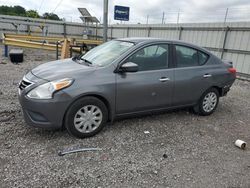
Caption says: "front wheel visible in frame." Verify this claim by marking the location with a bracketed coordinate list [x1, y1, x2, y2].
[193, 88, 219, 116]
[65, 97, 108, 138]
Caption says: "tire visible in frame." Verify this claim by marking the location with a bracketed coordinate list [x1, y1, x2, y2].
[65, 97, 108, 138]
[193, 88, 219, 116]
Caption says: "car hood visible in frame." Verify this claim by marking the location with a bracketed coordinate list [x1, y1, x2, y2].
[31, 58, 95, 81]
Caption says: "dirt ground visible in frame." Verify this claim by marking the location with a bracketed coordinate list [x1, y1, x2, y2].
[0, 48, 250, 188]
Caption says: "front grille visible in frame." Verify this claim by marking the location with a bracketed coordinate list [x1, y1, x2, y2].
[19, 78, 32, 90]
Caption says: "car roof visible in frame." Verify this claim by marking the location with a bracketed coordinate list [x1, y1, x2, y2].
[116, 37, 212, 55]
[118, 37, 170, 43]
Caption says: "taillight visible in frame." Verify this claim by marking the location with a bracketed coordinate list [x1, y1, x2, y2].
[228, 68, 236, 74]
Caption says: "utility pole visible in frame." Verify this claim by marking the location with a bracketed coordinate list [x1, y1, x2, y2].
[177, 9, 180, 24]
[103, 0, 108, 42]
[161, 12, 165, 24]
[146, 15, 149, 24]
[224, 8, 228, 24]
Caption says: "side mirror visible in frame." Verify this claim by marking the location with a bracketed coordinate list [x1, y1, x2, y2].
[119, 62, 138, 73]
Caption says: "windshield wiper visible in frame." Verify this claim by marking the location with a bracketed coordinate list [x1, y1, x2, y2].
[73, 56, 93, 66]
[81, 58, 92, 65]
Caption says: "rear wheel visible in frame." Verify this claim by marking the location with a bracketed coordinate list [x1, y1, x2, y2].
[193, 88, 219, 116]
[65, 97, 108, 138]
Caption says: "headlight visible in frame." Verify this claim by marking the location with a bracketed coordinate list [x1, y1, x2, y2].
[27, 78, 74, 99]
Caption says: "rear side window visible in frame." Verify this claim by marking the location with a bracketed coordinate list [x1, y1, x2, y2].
[175, 45, 209, 67]
[198, 51, 209, 65]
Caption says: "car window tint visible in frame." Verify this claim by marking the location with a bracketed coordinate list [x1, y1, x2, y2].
[127, 44, 168, 71]
[198, 51, 209, 65]
[175, 45, 199, 67]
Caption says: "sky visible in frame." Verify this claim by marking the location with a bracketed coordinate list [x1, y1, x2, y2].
[0, 0, 250, 24]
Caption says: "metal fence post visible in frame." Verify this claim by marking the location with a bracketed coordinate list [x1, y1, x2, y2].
[63, 23, 66, 38]
[220, 26, 230, 59]
[27, 21, 31, 35]
[110, 26, 113, 39]
[147, 27, 151, 37]
[95, 23, 98, 40]
[178, 27, 183, 40]
[126, 27, 129, 37]
[56, 42, 59, 60]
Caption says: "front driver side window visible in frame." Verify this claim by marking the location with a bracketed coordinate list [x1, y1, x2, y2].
[126, 44, 169, 71]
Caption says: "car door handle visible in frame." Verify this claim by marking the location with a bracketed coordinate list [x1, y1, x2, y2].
[203, 74, 212, 78]
[159, 77, 170, 82]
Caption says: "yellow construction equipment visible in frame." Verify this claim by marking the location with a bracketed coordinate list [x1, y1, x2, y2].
[4, 33, 63, 43]
[2, 33, 103, 59]
[3, 33, 102, 45]
[61, 39, 70, 59]
[3, 36, 61, 51]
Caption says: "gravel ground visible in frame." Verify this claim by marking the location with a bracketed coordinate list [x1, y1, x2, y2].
[0, 48, 250, 188]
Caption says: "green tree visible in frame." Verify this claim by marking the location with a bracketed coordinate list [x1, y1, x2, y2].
[0, 6, 10, 15]
[13, 5, 26, 16]
[26, 10, 40, 18]
[0, 5, 62, 21]
[0, 5, 26, 16]
[42, 12, 61, 20]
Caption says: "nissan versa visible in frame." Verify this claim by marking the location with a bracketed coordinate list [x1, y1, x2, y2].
[18, 38, 236, 138]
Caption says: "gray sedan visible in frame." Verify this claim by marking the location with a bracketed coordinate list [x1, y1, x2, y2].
[18, 38, 236, 138]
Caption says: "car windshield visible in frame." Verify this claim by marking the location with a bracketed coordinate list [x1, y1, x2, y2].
[80, 40, 134, 66]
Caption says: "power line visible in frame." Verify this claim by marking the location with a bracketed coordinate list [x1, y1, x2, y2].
[52, 0, 64, 13]
[38, 0, 45, 12]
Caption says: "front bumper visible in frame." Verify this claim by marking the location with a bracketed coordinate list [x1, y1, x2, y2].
[19, 89, 72, 129]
